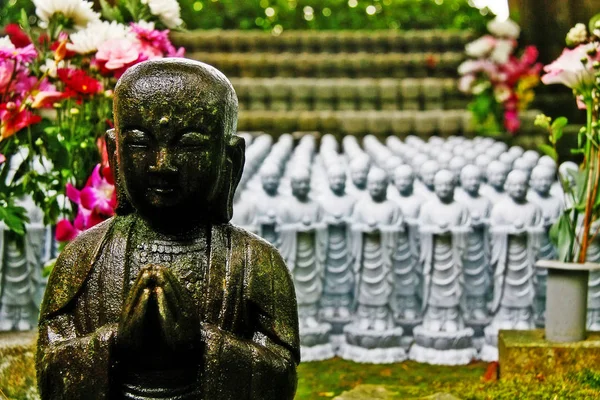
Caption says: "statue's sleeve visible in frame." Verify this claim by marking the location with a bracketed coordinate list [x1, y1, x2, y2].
[36, 219, 116, 400]
[202, 242, 300, 400]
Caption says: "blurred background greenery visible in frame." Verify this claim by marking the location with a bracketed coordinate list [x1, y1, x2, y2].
[1, 0, 491, 33]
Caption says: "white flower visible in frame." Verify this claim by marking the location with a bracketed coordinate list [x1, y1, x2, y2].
[566, 23, 588, 46]
[489, 39, 515, 64]
[144, 0, 183, 29]
[33, 0, 100, 30]
[487, 17, 520, 39]
[465, 35, 496, 58]
[0, 36, 15, 50]
[458, 74, 475, 93]
[40, 58, 68, 78]
[68, 20, 132, 54]
[472, 82, 490, 95]
[135, 20, 156, 31]
[493, 84, 511, 103]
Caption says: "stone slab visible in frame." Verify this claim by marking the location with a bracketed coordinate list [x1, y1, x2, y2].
[499, 329, 600, 379]
[333, 385, 460, 400]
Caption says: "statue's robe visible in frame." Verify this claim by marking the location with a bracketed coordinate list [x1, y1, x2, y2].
[36, 214, 300, 400]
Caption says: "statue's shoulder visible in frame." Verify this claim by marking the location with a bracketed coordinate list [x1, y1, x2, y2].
[226, 224, 287, 268]
[41, 218, 117, 320]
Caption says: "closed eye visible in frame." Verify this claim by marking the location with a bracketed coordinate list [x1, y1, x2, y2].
[178, 132, 210, 147]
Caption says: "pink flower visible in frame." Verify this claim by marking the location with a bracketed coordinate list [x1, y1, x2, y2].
[79, 164, 116, 216]
[130, 22, 184, 57]
[541, 43, 600, 92]
[504, 109, 520, 134]
[0, 153, 5, 164]
[55, 219, 80, 242]
[465, 35, 496, 58]
[0, 44, 37, 64]
[0, 61, 13, 91]
[96, 38, 140, 70]
[458, 74, 475, 93]
[31, 90, 66, 108]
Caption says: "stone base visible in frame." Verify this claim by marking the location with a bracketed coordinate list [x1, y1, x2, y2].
[479, 324, 499, 361]
[409, 325, 476, 365]
[343, 324, 404, 349]
[339, 324, 406, 363]
[466, 318, 490, 354]
[322, 316, 353, 335]
[300, 322, 332, 347]
[338, 342, 407, 364]
[499, 329, 600, 379]
[479, 343, 498, 362]
[409, 344, 477, 366]
[301, 342, 336, 362]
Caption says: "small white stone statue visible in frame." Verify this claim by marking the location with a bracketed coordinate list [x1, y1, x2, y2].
[482, 170, 543, 361]
[391, 165, 423, 330]
[480, 160, 510, 204]
[318, 163, 356, 331]
[455, 165, 492, 328]
[416, 160, 440, 201]
[347, 155, 371, 200]
[254, 163, 284, 246]
[279, 169, 333, 361]
[340, 167, 406, 363]
[409, 170, 476, 365]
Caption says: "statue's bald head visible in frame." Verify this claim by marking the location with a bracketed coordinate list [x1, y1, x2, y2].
[114, 58, 238, 141]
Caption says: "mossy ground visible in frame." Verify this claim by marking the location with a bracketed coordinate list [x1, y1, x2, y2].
[297, 358, 600, 400]
[2, 352, 600, 399]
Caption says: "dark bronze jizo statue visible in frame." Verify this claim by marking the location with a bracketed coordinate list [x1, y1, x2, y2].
[36, 59, 300, 400]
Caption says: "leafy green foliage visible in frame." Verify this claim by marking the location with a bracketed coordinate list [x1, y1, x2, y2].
[179, 0, 490, 32]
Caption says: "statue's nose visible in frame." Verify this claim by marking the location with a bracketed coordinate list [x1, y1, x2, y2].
[149, 147, 177, 174]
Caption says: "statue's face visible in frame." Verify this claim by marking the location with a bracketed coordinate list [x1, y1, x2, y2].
[292, 176, 310, 200]
[394, 172, 414, 194]
[531, 171, 553, 195]
[328, 171, 346, 195]
[506, 176, 528, 202]
[421, 166, 437, 189]
[434, 175, 454, 202]
[461, 171, 481, 194]
[261, 172, 280, 195]
[368, 176, 387, 201]
[351, 168, 368, 189]
[115, 74, 228, 220]
[488, 166, 508, 189]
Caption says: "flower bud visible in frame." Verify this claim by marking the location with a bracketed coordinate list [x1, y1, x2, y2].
[35, 138, 43, 146]
[70, 108, 79, 115]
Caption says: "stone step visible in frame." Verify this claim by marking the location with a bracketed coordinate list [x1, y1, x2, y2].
[236, 109, 543, 138]
[230, 77, 468, 112]
[187, 51, 465, 78]
[172, 30, 474, 54]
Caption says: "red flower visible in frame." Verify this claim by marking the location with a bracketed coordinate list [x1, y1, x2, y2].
[57, 68, 103, 96]
[0, 103, 41, 139]
[4, 24, 31, 48]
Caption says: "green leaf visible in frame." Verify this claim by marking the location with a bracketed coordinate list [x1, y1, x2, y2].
[550, 214, 576, 262]
[538, 144, 558, 161]
[100, 0, 124, 23]
[551, 116, 568, 142]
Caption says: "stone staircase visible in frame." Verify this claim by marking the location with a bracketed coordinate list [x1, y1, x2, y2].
[171, 30, 544, 141]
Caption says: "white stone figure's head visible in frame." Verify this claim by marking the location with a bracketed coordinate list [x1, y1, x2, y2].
[260, 162, 281, 195]
[530, 165, 554, 196]
[291, 168, 311, 201]
[558, 161, 578, 189]
[350, 155, 370, 190]
[460, 164, 483, 196]
[367, 167, 388, 202]
[328, 163, 347, 196]
[505, 170, 529, 202]
[487, 160, 510, 190]
[394, 164, 415, 196]
[420, 160, 440, 191]
[434, 169, 455, 203]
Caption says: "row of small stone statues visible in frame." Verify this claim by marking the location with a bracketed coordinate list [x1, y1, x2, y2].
[231, 132, 588, 365]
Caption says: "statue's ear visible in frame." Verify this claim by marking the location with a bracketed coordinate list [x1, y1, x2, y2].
[215, 134, 245, 223]
[106, 129, 133, 215]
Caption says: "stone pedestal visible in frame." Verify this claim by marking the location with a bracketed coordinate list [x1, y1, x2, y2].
[499, 329, 600, 379]
[408, 325, 477, 365]
[465, 318, 491, 354]
[339, 324, 406, 363]
[300, 322, 336, 361]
